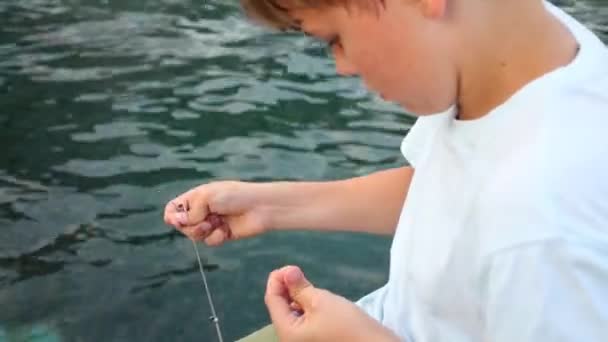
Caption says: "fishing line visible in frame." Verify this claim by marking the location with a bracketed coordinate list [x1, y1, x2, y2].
[192, 240, 224, 342]
[174, 202, 224, 342]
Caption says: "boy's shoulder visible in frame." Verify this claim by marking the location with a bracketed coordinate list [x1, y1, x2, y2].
[476, 82, 608, 257]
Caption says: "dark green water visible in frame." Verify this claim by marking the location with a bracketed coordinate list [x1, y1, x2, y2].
[0, 1, 606, 341]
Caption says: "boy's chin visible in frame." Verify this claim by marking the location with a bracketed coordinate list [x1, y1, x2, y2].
[396, 101, 424, 116]
[376, 93, 454, 117]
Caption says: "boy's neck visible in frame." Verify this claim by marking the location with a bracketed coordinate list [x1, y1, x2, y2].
[454, 0, 579, 121]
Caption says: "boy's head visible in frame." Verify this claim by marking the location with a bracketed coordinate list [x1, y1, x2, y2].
[241, 0, 459, 115]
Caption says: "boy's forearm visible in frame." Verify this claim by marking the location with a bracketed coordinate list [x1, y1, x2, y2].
[362, 326, 403, 342]
[256, 166, 413, 235]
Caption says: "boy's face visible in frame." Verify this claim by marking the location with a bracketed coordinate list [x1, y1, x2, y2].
[287, 0, 457, 115]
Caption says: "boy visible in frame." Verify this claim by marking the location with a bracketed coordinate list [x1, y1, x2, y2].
[164, 0, 608, 341]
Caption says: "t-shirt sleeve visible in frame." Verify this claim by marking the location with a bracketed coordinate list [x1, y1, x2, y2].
[481, 239, 608, 342]
[356, 284, 389, 322]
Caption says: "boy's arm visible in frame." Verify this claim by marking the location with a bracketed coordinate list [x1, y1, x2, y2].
[257, 166, 413, 235]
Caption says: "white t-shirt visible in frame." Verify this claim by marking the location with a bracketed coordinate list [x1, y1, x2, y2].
[357, 3, 608, 341]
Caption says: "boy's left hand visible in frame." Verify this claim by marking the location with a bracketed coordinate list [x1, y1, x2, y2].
[265, 266, 400, 342]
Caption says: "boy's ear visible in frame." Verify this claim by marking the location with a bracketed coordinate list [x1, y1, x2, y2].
[419, 0, 448, 19]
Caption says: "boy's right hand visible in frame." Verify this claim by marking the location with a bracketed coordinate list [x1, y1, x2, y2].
[163, 181, 270, 246]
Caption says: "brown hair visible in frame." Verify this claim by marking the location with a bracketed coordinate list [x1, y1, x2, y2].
[240, 0, 380, 31]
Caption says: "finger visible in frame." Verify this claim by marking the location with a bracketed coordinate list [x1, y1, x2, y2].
[164, 201, 189, 227]
[265, 270, 298, 329]
[169, 191, 210, 227]
[192, 222, 214, 240]
[289, 301, 303, 313]
[282, 266, 315, 310]
[206, 214, 224, 229]
[204, 228, 227, 247]
[217, 222, 233, 240]
[180, 214, 223, 233]
[179, 226, 199, 240]
[181, 222, 213, 241]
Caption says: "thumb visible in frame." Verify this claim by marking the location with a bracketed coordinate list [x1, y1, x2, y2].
[169, 188, 210, 227]
[283, 266, 315, 310]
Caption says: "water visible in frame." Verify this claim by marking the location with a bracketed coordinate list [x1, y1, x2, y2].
[0, 0, 606, 341]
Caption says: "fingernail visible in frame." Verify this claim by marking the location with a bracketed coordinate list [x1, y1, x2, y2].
[285, 266, 303, 285]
